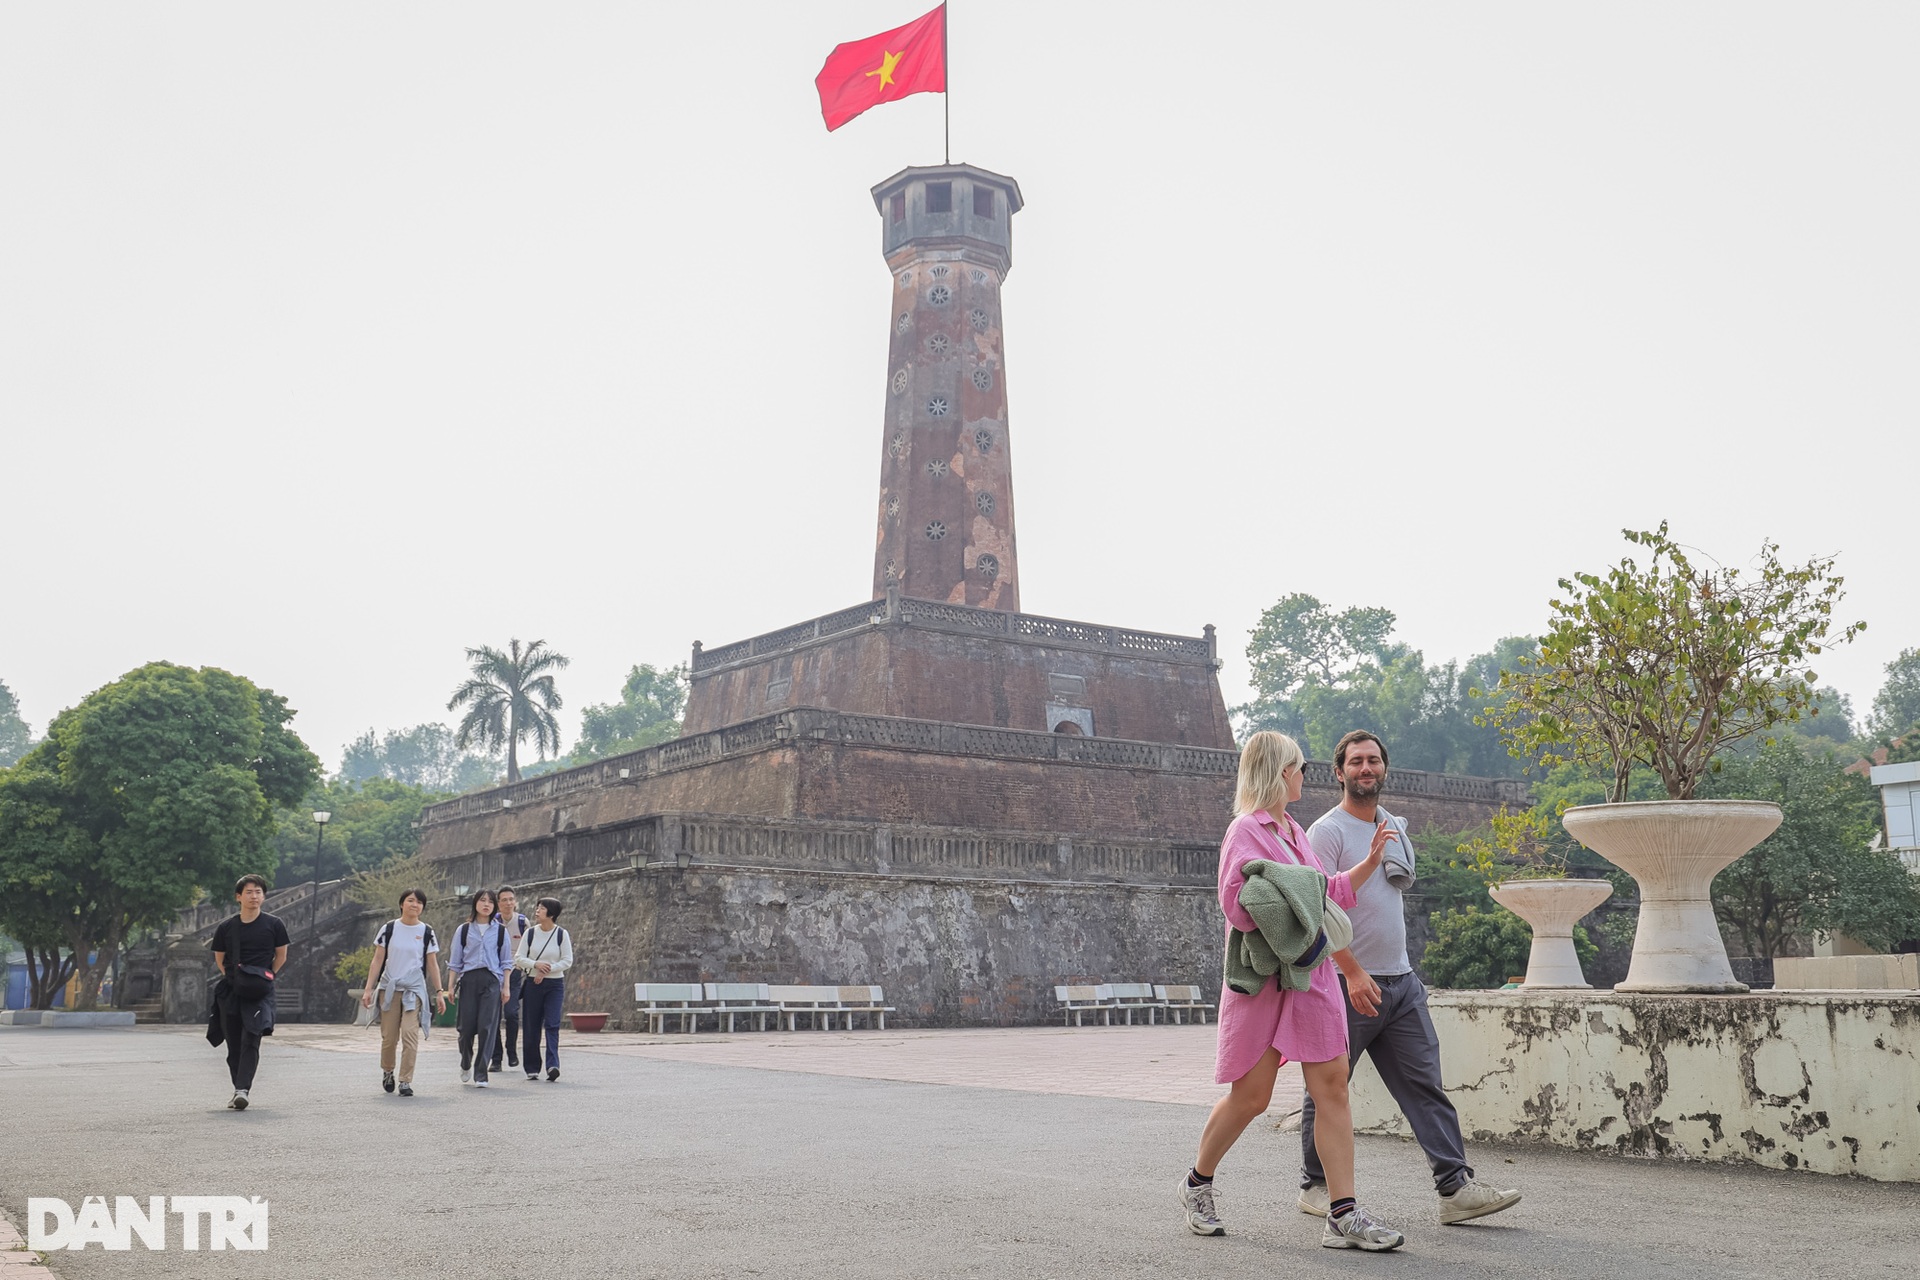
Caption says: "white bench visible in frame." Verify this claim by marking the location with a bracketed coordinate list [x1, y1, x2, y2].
[703, 982, 775, 1032]
[1054, 982, 1177, 1026]
[1054, 985, 1111, 1026]
[1103, 982, 1164, 1025]
[634, 982, 707, 1034]
[765, 984, 895, 1031]
[1153, 984, 1215, 1025]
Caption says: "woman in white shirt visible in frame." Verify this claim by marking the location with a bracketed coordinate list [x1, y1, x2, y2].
[513, 897, 573, 1082]
[359, 887, 449, 1097]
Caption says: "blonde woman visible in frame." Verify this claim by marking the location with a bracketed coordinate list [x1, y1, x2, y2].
[1177, 731, 1404, 1251]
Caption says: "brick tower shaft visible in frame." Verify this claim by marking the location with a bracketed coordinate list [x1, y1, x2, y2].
[870, 165, 1024, 611]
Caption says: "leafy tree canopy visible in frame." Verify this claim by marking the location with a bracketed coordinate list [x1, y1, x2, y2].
[340, 722, 499, 793]
[0, 662, 320, 1007]
[1868, 648, 1920, 743]
[448, 638, 569, 784]
[1702, 737, 1919, 958]
[268, 776, 443, 884]
[570, 663, 689, 764]
[0, 678, 31, 769]
[1487, 524, 1864, 801]
[1238, 592, 1536, 777]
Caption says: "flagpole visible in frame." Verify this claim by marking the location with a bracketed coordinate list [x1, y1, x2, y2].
[943, 1, 950, 164]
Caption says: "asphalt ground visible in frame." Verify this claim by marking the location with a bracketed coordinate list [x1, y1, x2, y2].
[1, 1026, 1915, 1279]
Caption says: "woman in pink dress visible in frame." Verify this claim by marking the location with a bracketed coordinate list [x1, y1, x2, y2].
[1177, 731, 1406, 1252]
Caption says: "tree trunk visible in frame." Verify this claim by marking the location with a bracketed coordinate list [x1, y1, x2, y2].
[506, 708, 520, 783]
[72, 940, 119, 1010]
[26, 944, 75, 1009]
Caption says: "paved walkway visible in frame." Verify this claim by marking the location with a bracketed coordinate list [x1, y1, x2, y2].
[3, 1025, 1915, 1279]
[282, 1020, 1304, 1113]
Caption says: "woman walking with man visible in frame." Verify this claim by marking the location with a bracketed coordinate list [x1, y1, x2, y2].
[1177, 731, 1406, 1251]
[448, 888, 513, 1088]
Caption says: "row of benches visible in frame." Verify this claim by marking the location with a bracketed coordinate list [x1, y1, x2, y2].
[635, 983, 894, 1033]
[634, 982, 1216, 1032]
[1053, 984, 1215, 1026]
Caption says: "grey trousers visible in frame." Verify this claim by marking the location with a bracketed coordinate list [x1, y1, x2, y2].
[1300, 971, 1472, 1195]
[456, 970, 503, 1082]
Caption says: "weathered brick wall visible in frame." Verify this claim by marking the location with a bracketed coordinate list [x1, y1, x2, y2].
[685, 625, 1232, 747]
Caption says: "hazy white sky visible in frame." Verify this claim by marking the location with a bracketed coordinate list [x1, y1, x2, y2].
[4, 3, 1915, 770]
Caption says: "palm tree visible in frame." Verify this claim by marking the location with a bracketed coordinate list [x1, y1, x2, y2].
[447, 639, 570, 783]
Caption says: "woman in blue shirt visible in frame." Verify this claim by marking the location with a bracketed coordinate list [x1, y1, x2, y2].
[447, 888, 512, 1088]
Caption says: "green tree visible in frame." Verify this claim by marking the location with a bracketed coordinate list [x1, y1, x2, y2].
[570, 663, 689, 763]
[0, 663, 319, 1007]
[1486, 523, 1865, 801]
[1868, 648, 1920, 742]
[340, 722, 499, 792]
[1703, 738, 1920, 959]
[0, 678, 31, 768]
[1423, 906, 1595, 989]
[267, 777, 442, 883]
[447, 639, 569, 784]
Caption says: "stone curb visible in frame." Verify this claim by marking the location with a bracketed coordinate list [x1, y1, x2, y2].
[0, 1206, 55, 1274]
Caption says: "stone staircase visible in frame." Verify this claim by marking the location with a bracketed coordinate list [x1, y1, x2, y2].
[126, 998, 165, 1025]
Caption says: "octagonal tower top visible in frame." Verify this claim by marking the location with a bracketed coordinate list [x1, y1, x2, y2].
[871, 164, 1024, 277]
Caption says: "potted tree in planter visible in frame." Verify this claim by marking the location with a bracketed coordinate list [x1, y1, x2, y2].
[1485, 524, 1862, 993]
[1461, 807, 1612, 988]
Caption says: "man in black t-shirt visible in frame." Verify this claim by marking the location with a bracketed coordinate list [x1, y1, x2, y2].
[208, 874, 290, 1111]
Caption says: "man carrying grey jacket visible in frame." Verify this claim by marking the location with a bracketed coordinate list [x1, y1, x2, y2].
[1297, 730, 1522, 1225]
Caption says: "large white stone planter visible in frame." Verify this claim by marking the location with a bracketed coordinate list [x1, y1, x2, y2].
[1561, 799, 1781, 994]
[1489, 878, 1614, 988]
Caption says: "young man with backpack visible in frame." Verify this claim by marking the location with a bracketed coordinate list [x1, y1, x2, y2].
[208, 874, 289, 1111]
[359, 887, 448, 1097]
[488, 887, 529, 1076]
[447, 888, 513, 1087]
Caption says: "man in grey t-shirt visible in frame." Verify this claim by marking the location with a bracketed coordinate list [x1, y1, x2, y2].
[1296, 730, 1522, 1226]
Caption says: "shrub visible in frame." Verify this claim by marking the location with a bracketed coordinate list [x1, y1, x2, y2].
[333, 945, 375, 986]
[1423, 906, 1596, 989]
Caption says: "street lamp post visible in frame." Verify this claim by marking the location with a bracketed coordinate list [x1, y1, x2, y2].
[313, 811, 332, 886]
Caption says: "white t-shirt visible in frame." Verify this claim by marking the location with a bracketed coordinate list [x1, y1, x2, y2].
[376, 920, 438, 985]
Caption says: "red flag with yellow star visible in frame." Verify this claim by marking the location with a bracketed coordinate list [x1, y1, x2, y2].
[815, 5, 946, 132]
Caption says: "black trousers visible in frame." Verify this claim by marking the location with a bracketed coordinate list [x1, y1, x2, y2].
[1299, 971, 1473, 1195]
[220, 1007, 262, 1091]
[521, 976, 564, 1074]
[491, 969, 523, 1069]
[456, 970, 503, 1081]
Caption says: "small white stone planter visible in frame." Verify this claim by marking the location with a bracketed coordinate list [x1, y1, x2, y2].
[1561, 799, 1782, 994]
[1488, 878, 1614, 988]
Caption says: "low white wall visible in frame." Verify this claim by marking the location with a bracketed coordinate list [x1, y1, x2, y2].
[1349, 990, 1920, 1181]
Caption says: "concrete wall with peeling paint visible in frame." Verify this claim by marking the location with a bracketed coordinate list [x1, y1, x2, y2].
[1349, 990, 1920, 1181]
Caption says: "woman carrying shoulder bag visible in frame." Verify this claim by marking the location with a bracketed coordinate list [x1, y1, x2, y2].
[447, 888, 513, 1088]
[513, 898, 572, 1082]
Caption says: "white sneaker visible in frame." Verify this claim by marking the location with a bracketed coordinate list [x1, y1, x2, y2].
[1439, 1177, 1521, 1224]
[1322, 1205, 1404, 1251]
[475, 1079, 489, 1089]
[231, 1090, 249, 1112]
[461, 1068, 472, 1083]
[1297, 1183, 1329, 1217]
[1176, 1175, 1224, 1237]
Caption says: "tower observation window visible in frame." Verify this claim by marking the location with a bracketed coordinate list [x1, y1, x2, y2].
[890, 192, 905, 223]
[925, 182, 952, 213]
[973, 186, 994, 218]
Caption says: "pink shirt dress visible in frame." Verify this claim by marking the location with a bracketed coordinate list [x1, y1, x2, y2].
[1213, 808, 1360, 1083]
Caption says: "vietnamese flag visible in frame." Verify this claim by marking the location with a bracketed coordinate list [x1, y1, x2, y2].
[815, 5, 946, 132]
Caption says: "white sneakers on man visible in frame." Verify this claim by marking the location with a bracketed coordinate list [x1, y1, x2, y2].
[1438, 1177, 1522, 1224]
[1321, 1205, 1404, 1251]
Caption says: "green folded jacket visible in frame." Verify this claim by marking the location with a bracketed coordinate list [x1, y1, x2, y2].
[1223, 859, 1330, 996]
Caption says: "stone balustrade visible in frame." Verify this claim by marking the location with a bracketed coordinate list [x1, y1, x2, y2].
[688, 594, 1218, 675]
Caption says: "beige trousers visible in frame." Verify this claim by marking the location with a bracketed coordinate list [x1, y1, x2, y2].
[378, 995, 422, 1082]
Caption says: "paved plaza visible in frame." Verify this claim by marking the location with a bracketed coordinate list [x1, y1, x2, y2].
[2, 1024, 1916, 1278]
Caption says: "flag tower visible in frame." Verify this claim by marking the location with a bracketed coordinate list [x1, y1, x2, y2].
[869, 164, 1024, 611]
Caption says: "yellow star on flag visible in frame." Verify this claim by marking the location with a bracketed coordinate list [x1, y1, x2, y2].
[865, 49, 903, 89]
